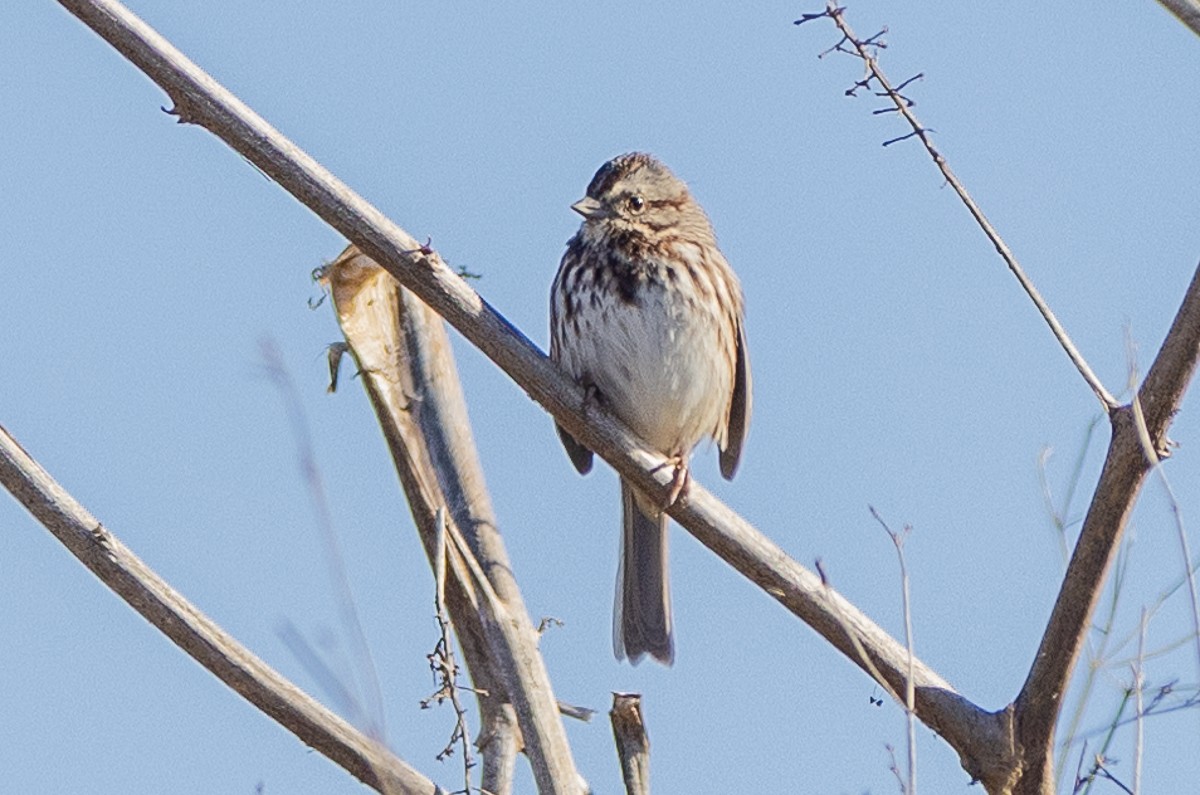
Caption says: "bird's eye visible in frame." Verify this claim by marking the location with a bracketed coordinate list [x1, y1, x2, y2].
[627, 195, 645, 214]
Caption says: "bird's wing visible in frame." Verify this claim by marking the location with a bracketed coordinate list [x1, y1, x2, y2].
[719, 318, 751, 480]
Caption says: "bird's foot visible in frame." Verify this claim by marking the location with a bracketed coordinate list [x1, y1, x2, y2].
[662, 456, 690, 510]
[580, 382, 602, 414]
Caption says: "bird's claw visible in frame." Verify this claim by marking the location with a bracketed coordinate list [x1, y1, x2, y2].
[663, 457, 690, 510]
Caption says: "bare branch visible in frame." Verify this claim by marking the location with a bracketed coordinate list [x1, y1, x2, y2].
[1156, 0, 1200, 37]
[261, 338, 389, 741]
[0, 425, 441, 795]
[322, 247, 576, 794]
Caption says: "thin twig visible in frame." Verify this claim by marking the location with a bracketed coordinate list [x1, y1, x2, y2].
[1087, 759, 1135, 795]
[1078, 687, 1133, 795]
[1132, 609, 1147, 795]
[885, 744, 907, 794]
[1037, 416, 1105, 568]
[1069, 678, 1200, 741]
[1071, 741, 1088, 794]
[1125, 324, 1200, 674]
[872, 508, 917, 795]
[260, 339, 388, 743]
[810, 2, 1118, 411]
[1055, 544, 1130, 791]
[1130, 388, 1200, 674]
[816, 562, 903, 707]
[422, 508, 476, 794]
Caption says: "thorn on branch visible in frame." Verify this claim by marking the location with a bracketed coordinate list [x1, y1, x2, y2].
[161, 93, 198, 125]
[799, 3, 940, 156]
[882, 129, 927, 148]
[398, 237, 482, 281]
[846, 75, 876, 97]
[793, 9, 836, 26]
[402, 236, 436, 257]
[819, 34, 855, 60]
[860, 28, 889, 49]
[872, 91, 916, 113]
[892, 72, 925, 93]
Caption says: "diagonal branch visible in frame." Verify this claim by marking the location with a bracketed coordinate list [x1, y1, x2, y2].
[814, 2, 1119, 412]
[1157, 0, 1200, 37]
[0, 424, 442, 795]
[51, 0, 998, 776]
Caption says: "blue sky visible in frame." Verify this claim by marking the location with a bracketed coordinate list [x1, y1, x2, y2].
[3, 2, 1199, 793]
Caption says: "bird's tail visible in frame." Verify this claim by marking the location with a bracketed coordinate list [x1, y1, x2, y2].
[614, 480, 673, 665]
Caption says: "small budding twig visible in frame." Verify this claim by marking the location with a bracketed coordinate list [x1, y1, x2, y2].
[885, 743, 908, 795]
[421, 508, 478, 793]
[797, 2, 1119, 412]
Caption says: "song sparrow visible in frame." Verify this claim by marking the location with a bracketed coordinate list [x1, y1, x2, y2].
[549, 153, 751, 665]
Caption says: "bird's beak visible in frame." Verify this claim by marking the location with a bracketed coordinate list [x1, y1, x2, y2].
[571, 196, 605, 219]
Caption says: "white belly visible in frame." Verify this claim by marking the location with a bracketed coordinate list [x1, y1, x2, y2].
[561, 279, 731, 456]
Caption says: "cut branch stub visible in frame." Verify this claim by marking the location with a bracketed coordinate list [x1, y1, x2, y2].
[610, 693, 651, 795]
